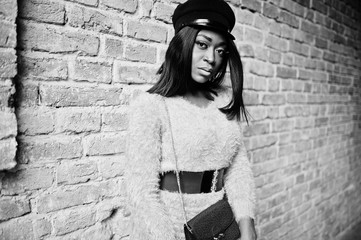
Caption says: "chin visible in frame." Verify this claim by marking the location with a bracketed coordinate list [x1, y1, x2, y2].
[192, 76, 209, 84]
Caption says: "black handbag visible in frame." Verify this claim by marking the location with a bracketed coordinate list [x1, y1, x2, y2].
[163, 98, 241, 240]
[184, 198, 240, 240]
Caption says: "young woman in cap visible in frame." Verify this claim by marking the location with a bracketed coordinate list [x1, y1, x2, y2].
[125, 0, 257, 239]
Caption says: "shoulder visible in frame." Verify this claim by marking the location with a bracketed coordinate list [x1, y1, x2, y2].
[129, 92, 164, 120]
[130, 91, 162, 107]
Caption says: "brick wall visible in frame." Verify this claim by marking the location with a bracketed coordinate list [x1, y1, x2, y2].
[0, 0, 17, 170]
[0, 0, 360, 239]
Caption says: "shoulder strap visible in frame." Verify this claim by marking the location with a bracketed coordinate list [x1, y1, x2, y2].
[161, 97, 193, 232]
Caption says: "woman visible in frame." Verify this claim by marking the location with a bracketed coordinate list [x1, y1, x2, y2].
[125, 0, 257, 239]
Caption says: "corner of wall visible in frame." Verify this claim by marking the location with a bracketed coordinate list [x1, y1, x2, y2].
[0, 0, 18, 171]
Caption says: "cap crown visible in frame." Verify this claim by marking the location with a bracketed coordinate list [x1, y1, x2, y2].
[172, 0, 236, 38]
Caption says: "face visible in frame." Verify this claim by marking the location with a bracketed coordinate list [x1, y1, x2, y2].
[191, 29, 228, 84]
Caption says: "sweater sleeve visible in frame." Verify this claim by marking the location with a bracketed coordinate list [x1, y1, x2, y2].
[125, 93, 177, 240]
[224, 125, 256, 221]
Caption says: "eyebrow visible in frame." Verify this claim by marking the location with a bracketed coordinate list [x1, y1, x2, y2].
[197, 34, 227, 46]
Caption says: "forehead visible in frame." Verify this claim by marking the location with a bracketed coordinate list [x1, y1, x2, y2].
[196, 29, 227, 44]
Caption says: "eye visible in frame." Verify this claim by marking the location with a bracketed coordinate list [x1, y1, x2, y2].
[216, 48, 228, 57]
[195, 41, 208, 50]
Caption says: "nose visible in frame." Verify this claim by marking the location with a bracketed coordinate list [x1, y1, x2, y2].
[203, 48, 215, 65]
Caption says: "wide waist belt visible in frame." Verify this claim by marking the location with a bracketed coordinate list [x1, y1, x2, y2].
[159, 169, 224, 194]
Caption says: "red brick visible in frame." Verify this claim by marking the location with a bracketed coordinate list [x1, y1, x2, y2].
[243, 91, 260, 106]
[287, 93, 307, 103]
[278, 10, 300, 28]
[0, 0, 18, 21]
[249, 135, 278, 150]
[252, 76, 267, 91]
[294, 0, 310, 8]
[97, 155, 126, 179]
[242, 0, 262, 13]
[248, 61, 274, 77]
[102, 37, 123, 58]
[17, 136, 82, 163]
[19, 21, 99, 56]
[67, 4, 123, 36]
[39, 84, 123, 107]
[55, 108, 101, 133]
[323, 52, 337, 63]
[268, 78, 280, 92]
[265, 35, 288, 52]
[140, 0, 154, 17]
[247, 106, 268, 121]
[57, 160, 98, 185]
[1, 167, 54, 195]
[244, 27, 264, 44]
[312, 71, 327, 82]
[262, 93, 286, 105]
[284, 106, 304, 117]
[269, 50, 281, 64]
[277, 66, 297, 79]
[279, 144, 294, 157]
[15, 82, 39, 107]
[283, 53, 294, 66]
[243, 122, 271, 137]
[19, 0, 65, 24]
[0, 111, 17, 139]
[0, 21, 16, 48]
[53, 206, 97, 235]
[0, 218, 33, 240]
[311, 0, 327, 14]
[289, 41, 309, 57]
[252, 146, 277, 163]
[0, 50, 17, 78]
[272, 119, 295, 132]
[301, 20, 319, 35]
[18, 56, 68, 80]
[124, 43, 157, 63]
[281, 79, 293, 91]
[238, 44, 254, 57]
[254, 47, 268, 62]
[295, 30, 314, 44]
[267, 106, 280, 119]
[263, 2, 279, 19]
[37, 184, 99, 213]
[0, 138, 17, 170]
[102, 0, 137, 13]
[253, 14, 270, 31]
[70, 59, 112, 83]
[17, 108, 54, 135]
[127, 20, 167, 43]
[101, 109, 128, 131]
[237, 9, 254, 25]
[153, 2, 174, 23]
[0, 197, 30, 221]
[310, 47, 322, 59]
[33, 217, 51, 238]
[257, 181, 285, 200]
[84, 132, 126, 156]
[114, 63, 158, 84]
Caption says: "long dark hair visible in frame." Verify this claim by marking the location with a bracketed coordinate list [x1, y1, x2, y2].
[148, 26, 248, 122]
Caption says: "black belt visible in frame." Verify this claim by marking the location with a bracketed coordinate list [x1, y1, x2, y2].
[159, 169, 224, 194]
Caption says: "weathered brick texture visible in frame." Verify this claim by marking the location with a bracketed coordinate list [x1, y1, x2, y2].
[0, 0, 361, 239]
[0, 0, 17, 170]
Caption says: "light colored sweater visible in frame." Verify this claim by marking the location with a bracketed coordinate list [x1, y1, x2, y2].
[125, 89, 256, 240]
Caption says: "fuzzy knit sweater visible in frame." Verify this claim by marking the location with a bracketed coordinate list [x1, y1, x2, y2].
[125, 89, 256, 240]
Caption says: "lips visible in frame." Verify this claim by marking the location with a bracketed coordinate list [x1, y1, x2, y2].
[198, 67, 213, 75]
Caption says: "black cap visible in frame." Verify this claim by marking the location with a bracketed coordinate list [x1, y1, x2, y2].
[172, 0, 236, 40]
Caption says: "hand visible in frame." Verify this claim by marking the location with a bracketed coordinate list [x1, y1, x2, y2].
[238, 217, 257, 240]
